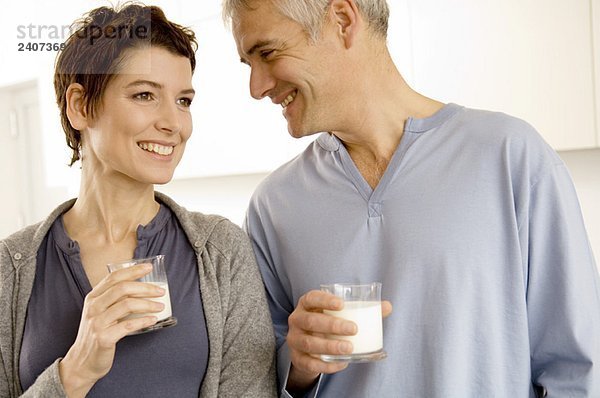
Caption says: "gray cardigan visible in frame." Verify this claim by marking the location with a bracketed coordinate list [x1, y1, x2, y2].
[0, 192, 277, 397]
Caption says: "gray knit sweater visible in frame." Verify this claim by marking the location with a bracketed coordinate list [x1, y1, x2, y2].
[0, 192, 277, 397]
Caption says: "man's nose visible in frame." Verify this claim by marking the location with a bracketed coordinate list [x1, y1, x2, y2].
[249, 64, 276, 100]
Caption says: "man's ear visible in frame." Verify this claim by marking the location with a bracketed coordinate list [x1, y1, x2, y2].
[329, 0, 362, 48]
[65, 83, 90, 130]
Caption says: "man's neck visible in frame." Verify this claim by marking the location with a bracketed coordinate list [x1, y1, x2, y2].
[334, 89, 444, 189]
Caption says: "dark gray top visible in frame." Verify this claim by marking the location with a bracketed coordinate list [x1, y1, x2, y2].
[19, 204, 209, 397]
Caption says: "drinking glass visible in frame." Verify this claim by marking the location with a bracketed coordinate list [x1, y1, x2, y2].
[107, 254, 177, 335]
[320, 282, 386, 363]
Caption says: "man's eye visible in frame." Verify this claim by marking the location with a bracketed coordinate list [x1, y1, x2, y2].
[133, 92, 154, 101]
[260, 50, 275, 60]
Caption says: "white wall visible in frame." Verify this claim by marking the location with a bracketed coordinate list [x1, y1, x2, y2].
[158, 173, 268, 227]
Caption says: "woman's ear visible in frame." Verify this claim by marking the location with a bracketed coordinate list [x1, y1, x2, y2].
[329, 0, 362, 49]
[65, 83, 89, 130]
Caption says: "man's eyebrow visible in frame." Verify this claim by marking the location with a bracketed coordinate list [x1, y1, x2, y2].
[241, 39, 278, 61]
[246, 40, 275, 56]
[240, 40, 277, 65]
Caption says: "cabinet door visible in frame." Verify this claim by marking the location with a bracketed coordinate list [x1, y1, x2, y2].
[405, 0, 596, 150]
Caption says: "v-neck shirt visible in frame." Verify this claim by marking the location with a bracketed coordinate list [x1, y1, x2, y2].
[317, 103, 459, 211]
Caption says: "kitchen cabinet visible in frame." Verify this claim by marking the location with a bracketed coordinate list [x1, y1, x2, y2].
[405, 0, 597, 150]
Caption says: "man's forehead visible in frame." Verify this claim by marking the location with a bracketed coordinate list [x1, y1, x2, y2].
[231, 0, 269, 23]
[231, 0, 295, 31]
[232, 4, 283, 50]
[231, 1, 312, 58]
[231, 6, 262, 40]
[235, 29, 281, 60]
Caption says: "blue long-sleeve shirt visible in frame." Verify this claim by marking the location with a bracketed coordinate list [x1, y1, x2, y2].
[245, 103, 600, 397]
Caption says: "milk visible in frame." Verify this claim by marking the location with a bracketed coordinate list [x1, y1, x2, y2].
[323, 301, 383, 354]
[123, 282, 172, 321]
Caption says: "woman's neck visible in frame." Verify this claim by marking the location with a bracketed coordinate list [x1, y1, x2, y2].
[63, 172, 159, 245]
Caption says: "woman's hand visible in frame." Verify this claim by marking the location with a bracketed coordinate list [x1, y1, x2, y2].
[58, 264, 165, 398]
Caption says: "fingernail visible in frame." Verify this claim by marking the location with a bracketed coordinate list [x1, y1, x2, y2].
[155, 286, 165, 294]
[142, 264, 153, 271]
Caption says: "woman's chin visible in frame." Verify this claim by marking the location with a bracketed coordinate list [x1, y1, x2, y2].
[137, 171, 176, 186]
[151, 175, 175, 185]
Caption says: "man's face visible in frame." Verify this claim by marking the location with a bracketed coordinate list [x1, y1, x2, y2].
[233, 1, 342, 138]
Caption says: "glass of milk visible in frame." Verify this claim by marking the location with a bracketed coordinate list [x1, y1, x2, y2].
[320, 282, 386, 363]
[107, 254, 177, 335]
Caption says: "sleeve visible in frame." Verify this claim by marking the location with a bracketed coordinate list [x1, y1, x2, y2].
[0, 242, 12, 398]
[244, 204, 323, 398]
[0, 241, 67, 398]
[525, 163, 600, 396]
[276, 343, 323, 398]
[216, 222, 278, 398]
[19, 359, 68, 397]
[0, 321, 8, 397]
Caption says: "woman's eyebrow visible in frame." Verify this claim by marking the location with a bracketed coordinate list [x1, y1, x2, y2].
[125, 79, 162, 89]
[124, 80, 194, 95]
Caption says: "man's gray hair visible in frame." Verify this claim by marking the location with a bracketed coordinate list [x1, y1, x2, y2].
[223, 0, 389, 41]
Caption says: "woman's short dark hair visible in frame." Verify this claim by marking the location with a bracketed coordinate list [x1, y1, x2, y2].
[54, 3, 197, 165]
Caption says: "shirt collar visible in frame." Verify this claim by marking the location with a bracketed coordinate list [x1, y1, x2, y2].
[316, 103, 463, 152]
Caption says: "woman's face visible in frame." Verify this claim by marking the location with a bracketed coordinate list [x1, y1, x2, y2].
[83, 46, 194, 185]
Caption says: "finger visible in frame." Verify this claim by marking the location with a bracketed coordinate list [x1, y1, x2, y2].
[290, 351, 348, 376]
[102, 297, 165, 325]
[289, 310, 357, 336]
[85, 281, 165, 317]
[287, 329, 354, 356]
[89, 264, 153, 298]
[298, 290, 344, 312]
[101, 316, 159, 346]
[382, 300, 393, 318]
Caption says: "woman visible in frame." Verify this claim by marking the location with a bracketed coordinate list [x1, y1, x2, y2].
[0, 4, 276, 397]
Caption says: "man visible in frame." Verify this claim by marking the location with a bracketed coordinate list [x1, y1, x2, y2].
[223, 0, 600, 396]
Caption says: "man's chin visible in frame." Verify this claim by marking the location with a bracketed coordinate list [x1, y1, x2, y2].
[287, 126, 320, 139]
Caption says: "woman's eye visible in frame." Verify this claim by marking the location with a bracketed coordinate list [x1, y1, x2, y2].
[177, 97, 193, 107]
[133, 92, 154, 101]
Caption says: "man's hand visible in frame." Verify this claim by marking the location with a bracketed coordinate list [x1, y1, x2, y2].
[286, 290, 392, 392]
